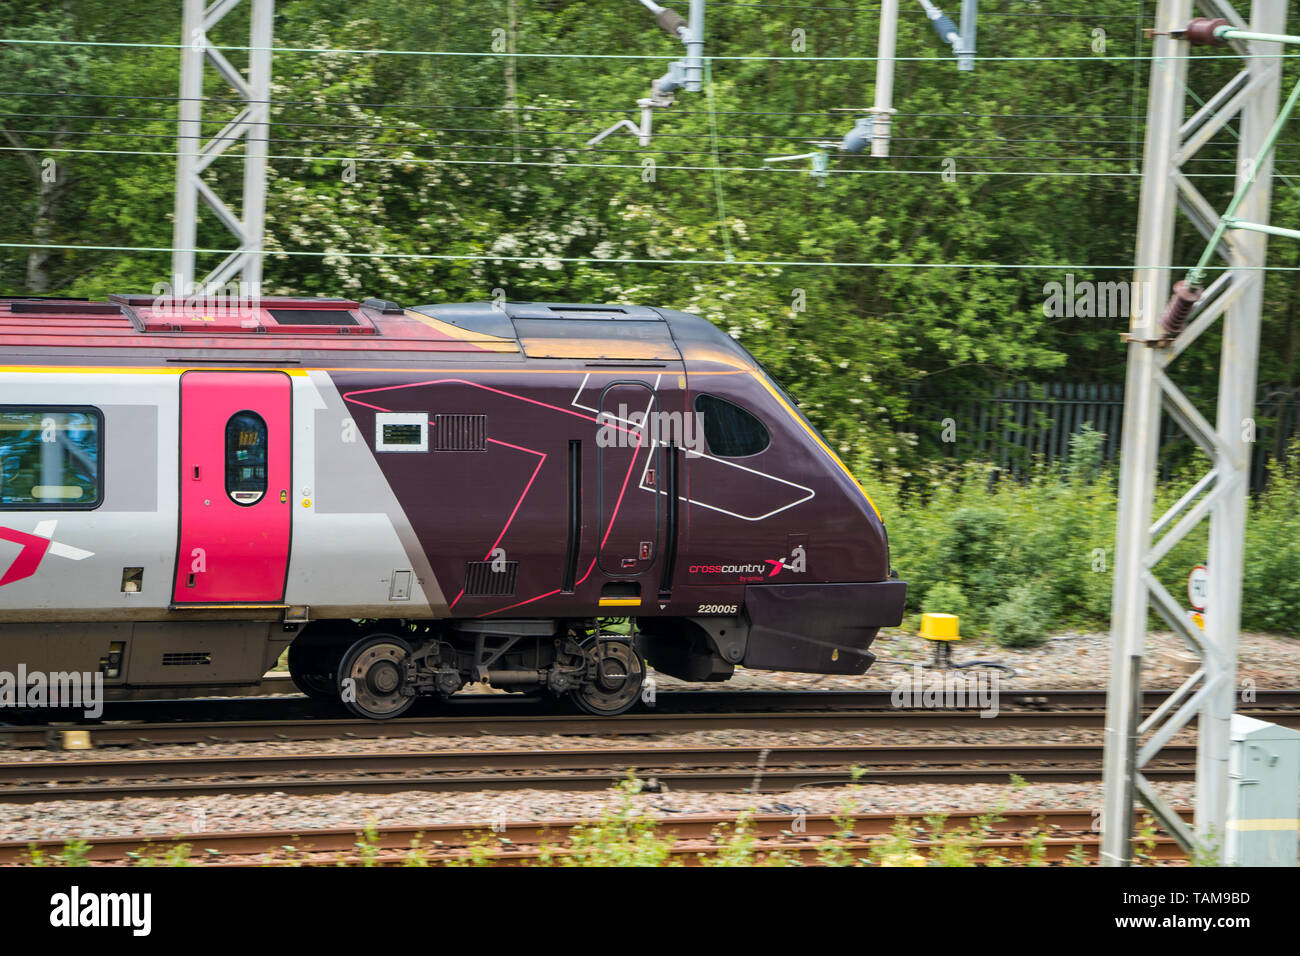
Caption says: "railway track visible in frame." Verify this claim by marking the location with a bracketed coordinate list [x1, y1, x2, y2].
[0, 742, 1199, 801]
[12, 686, 1300, 722]
[3, 692, 1298, 749]
[0, 808, 1189, 865]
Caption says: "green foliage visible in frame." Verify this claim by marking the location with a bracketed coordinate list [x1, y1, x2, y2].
[870, 818, 926, 867]
[1242, 443, 1300, 634]
[816, 792, 864, 868]
[881, 437, 1300, 639]
[563, 776, 679, 867]
[921, 581, 969, 622]
[9, 0, 1278, 475]
[1023, 830, 1049, 868]
[53, 839, 91, 867]
[1133, 815, 1160, 866]
[1064, 424, 1107, 486]
[126, 843, 193, 867]
[1064, 843, 1089, 867]
[880, 432, 1118, 636]
[922, 804, 1007, 867]
[987, 582, 1055, 648]
[355, 818, 382, 867]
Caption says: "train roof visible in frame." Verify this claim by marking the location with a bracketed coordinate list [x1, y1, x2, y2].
[0, 295, 749, 367]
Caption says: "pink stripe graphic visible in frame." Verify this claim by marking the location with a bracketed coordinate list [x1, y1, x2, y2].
[448, 437, 546, 611]
[341, 375, 650, 615]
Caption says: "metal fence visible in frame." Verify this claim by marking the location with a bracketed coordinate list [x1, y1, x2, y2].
[913, 382, 1300, 489]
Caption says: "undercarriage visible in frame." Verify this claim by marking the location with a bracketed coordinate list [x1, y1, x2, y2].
[287, 617, 650, 719]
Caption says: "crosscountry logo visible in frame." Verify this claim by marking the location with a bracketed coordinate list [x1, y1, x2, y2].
[0, 521, 94, 587]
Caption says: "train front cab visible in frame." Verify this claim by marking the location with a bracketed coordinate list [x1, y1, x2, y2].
[654, 309, 907, 678]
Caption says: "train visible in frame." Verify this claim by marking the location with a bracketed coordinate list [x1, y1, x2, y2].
[0, 294, 906, 718]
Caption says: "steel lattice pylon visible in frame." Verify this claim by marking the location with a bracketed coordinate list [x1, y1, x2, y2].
[171, 0, 273, 296]
[1100, 0, 1287, 865]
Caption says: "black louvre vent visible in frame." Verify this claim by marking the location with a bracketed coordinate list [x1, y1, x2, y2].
[11, 301, 123, 315]
[434, 414, 488, 451]
[464, 561, 518, 596]
[162, 652, 212, 666]
[269, 309, 357, 326]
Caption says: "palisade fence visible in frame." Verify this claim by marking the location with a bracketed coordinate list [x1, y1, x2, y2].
[911, 382, 1300, 490]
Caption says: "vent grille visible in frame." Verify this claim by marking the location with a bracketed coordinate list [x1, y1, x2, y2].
[268, 308, 357, 326]
[434, 414, 488, 451]
[464, 561, 518, 596]
[162, 652, 212, 666]
[11, 301, 123, 315]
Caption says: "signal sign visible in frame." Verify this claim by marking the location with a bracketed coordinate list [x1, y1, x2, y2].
[1187, 564, 1209, 612]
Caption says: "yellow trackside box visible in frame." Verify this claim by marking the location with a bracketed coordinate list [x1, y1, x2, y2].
[920, 612, 960, 642]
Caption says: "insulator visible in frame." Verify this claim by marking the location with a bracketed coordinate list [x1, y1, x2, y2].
[1183, 17, 1230, 46]
[656, 8, 687, 36]
[1160, 280, 1202, 337]
[840, 118, 873, 154]
[931, 13, 959, 45]
[653, 60, 687, 96]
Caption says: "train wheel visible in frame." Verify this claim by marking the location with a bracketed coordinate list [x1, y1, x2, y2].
[287, 641, 338, 702]
[570, 641, 645, 717]
[338, 634, 415, 720]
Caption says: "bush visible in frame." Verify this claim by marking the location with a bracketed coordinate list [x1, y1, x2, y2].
[872, 437, 1300, 640]
[921, 582, 970, 632]
[986, 582, 1055, 648]
[1241, 445, 1300, 635]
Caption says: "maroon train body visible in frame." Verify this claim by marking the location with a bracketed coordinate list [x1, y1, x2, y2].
[0, 295, 905, 717]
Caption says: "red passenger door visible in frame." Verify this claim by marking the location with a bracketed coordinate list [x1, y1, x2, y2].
[173, 371, 292, 603]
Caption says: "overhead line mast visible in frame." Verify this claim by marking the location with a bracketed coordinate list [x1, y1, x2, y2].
[1101, 0, 1295, 866]
[172, 0, 273, 298]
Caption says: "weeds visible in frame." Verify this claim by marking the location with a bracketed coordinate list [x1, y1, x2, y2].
[12, 776, 1186, 867]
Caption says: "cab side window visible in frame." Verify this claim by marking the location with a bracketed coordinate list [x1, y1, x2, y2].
[0, 407, 103, 509]
[694, 393, 771, 457]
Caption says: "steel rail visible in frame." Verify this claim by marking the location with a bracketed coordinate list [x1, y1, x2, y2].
[0, 808, 1192, 865]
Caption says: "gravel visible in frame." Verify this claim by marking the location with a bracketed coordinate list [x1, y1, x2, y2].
[0, 780, 1197, 843]
[656, 629, 1300, 691]
[0, 627, 1285, 846]
[0, 724, 1197, 764]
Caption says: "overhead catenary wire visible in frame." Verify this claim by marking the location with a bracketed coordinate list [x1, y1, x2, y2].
[1, 119, 1199, 158]
[6, 240, 1293, 272]
[5, 5, 1292, 280]
[0, 90, 1155, 122]
[0, 111, 1162, 146]
[0, 143, 1166, 177]
[706, 0, 1139, 14]
[0, 36, 1285, 63]
[5, 121, 1267, 164]
[3, 133, 1191, 163]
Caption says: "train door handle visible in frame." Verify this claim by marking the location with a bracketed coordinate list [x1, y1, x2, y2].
[192, 466, 201, 480]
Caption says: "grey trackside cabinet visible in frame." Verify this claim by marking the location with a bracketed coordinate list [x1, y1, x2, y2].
[1226, 714, 1300, 866]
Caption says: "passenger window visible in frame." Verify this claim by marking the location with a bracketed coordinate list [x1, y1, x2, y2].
[0, 407, 102, 509]
[694, 393, 770, 457]
[225, 410, 268, 505]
